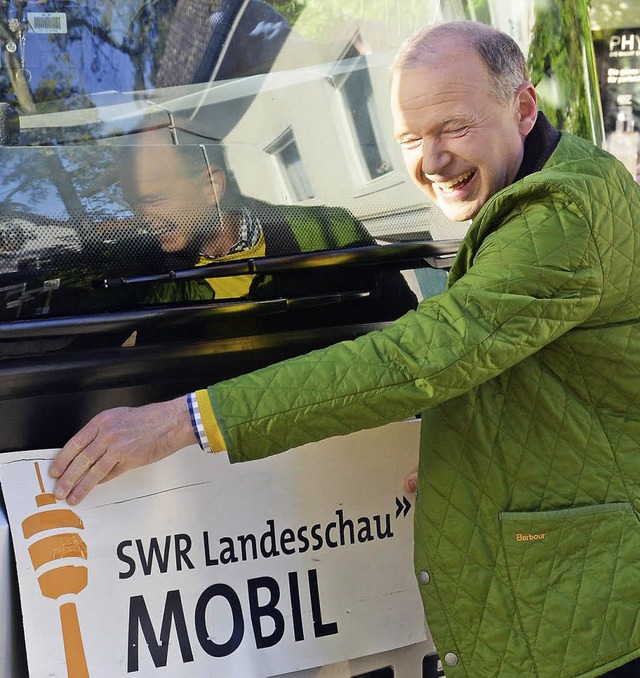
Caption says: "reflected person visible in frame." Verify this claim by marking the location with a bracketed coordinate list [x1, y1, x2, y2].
[119, 143, 264, 301]
[117, 142, 410, 306]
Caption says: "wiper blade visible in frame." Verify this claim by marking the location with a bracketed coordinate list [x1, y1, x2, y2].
[101, 240, 461, 288]
[0, 291, 372, 340]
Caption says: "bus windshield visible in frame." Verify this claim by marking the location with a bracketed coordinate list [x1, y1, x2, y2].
[0, 0, 600, 321]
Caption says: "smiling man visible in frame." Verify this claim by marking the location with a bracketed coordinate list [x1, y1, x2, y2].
[50, 21, 640, 678]
[390, 25, 536, 222]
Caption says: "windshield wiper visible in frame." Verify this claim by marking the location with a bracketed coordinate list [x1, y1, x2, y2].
[101, 240, 461, 288]
[0, 240, 460, 341]
[0, 291, 374, 340]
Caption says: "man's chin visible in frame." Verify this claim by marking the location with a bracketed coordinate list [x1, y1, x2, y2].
[436, 199, 479, 223]
[157, 233, 188, 253]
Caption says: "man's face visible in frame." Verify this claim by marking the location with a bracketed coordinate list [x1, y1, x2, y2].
[126, 147, 220, 253]
[391, 51, 534, 222]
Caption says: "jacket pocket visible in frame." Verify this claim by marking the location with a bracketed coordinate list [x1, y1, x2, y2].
[500, 502, 640, 678]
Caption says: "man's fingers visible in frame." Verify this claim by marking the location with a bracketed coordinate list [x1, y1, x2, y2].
[49, 398, 194, 504]
[52, 437, 107, 501]
[404, 470, 418, 494]
[49, 420, 100, 479]
[65, 453, 118, 505]
[99, 463, 124, 485]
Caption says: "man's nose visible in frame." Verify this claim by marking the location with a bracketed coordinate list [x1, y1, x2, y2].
[133, 209, 163, 234]
[136, 204, 162, 222]
[421, 137, 450, 177]
[134, 206, 153, 223]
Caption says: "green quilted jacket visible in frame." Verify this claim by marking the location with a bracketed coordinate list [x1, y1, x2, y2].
[205, 132, 640, 677]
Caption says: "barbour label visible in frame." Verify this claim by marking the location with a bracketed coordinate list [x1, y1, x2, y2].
[516, 532, 545, 542]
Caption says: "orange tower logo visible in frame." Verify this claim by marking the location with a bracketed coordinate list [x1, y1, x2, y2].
[21, 461, 90, 678]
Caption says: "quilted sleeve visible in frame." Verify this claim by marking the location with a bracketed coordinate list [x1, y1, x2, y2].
[207, 183, 604, 462]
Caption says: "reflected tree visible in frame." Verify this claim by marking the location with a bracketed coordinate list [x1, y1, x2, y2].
[0, 1, 176, 112]
[0, 0, 33, 111]
[290, 0, 441, 46]
[270, 0, 305, 26]
[0, 2, 177, 231]
[528, 0, 604, 144]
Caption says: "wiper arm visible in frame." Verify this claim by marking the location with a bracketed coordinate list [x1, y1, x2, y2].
[0, 291, 372, 340]
[101, 240, 461, 288]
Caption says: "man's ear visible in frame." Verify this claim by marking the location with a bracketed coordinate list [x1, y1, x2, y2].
[516, 82, 538, 138]
[204, 164, 226, 203]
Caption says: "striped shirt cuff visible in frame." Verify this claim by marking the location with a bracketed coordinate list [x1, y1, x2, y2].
[187, 392, 212, 453]
[188, 390, 227, 453]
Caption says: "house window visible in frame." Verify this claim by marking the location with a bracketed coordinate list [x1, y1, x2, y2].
[266, 129, 314, 202]
[332, 45, 392, 183]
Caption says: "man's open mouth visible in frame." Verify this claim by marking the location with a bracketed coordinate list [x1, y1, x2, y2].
[433, 170, 475, 193]
[150, 223, 180, 240]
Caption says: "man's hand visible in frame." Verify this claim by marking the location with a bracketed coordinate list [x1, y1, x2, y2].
[49, 396, 197, 505]
[404, 469, 418, 494]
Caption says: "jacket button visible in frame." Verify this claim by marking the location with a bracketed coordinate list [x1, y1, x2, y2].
[418, 570, 430, 585]
[444, 653, 459, 666]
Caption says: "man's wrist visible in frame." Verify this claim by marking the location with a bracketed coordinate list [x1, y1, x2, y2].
[167, 395, 198, 450]
[195, 389, 227, 452]
[187, 392, 212, 453]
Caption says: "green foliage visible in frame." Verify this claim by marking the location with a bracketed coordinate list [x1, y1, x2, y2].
[289, 0, 438, 45]
[527, 0, 598, 141]
[270, 0, 306, 26]
[466, 0, 492, 24]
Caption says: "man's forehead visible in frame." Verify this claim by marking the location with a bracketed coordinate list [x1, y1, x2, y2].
[119, 147, 185, 203]
[128, 146, 201, 185]
[393, 47, 483, 78]
[390, 56, 492, 138]
[133, 145, 181, 169]
[392, 52, 487, 102]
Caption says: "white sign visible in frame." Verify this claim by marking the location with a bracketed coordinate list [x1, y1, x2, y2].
[27, 12, 68, 34]
[1, 421, 425, 678]
[0, 507, 23, 677]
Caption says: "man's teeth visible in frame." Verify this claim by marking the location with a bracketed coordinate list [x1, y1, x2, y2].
[435, 170, 473, 191]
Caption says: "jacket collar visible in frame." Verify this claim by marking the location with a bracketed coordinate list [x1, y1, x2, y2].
[514, 111, 561, 183]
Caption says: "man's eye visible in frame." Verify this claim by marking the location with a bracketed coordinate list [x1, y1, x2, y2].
[139, 196, 171, 206]
[444, 126, 468, 136]
[399, 137, 421, 149]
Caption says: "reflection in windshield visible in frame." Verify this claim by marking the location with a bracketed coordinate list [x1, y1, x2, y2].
[0, 0, 603, 324]
[0, 142, 419, 320]
[0, 0, 294, 113]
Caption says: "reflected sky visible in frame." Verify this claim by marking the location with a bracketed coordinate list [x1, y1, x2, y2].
[1, 0, 292, 111]
[0, 146, 130, 219]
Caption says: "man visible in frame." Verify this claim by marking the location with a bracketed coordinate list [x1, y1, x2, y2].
[118, 143, 267, 301]
[50, 21, 640, 677]
[118, 142, 403, 304]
